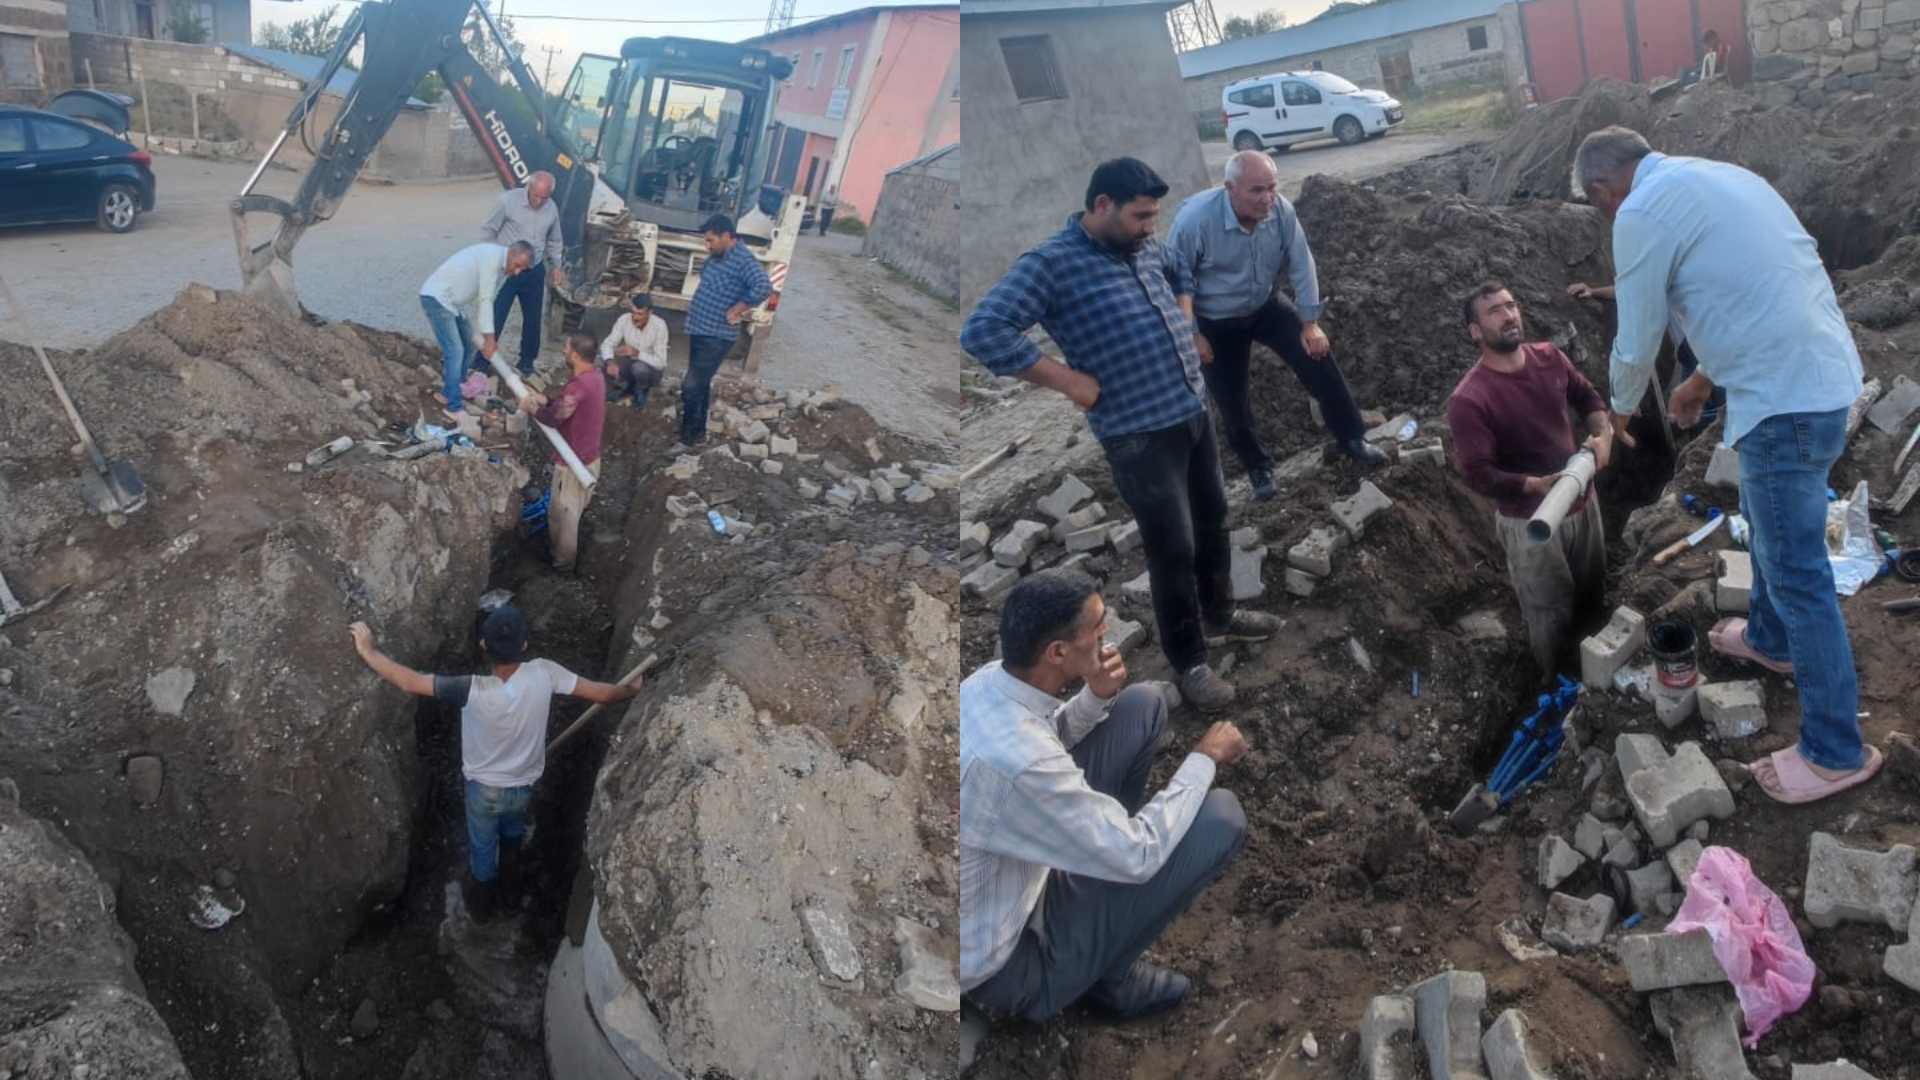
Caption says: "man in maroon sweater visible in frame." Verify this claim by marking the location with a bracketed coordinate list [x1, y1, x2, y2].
[1447, 283, 1619, 675]
[520, 332, 606, 573]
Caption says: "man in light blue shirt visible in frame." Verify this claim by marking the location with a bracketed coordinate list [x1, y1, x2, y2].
[1575, 126, 1880, 805]
[1167, 150, 1385, 501]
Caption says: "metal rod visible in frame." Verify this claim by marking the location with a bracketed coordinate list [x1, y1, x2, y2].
[484, 354, 597, 489]
[239, 128, 292, 197]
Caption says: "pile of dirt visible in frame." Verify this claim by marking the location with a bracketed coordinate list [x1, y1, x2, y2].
[0, 286, 522, 1078]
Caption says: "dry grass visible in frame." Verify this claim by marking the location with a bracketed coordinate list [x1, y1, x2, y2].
[1397, 87, 1514, 134]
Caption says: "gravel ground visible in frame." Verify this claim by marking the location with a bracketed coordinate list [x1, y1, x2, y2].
[1200, 129, 1492, 195]
[2, 155, 957, 443]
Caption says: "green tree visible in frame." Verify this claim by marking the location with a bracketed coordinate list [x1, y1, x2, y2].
[164, 8, 210, 44]
[1221, 9, 1289, 40]
[462, 10, 529, 81]
[256, 5, 349, 57]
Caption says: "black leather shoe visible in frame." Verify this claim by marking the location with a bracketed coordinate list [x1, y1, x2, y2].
[1085, 959, 1192, 1019]
[1249, 468, 1277, 501]
[1343, 438, 1388, 467]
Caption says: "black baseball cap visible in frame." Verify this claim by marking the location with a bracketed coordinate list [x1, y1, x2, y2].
[480, 605, 530, 662]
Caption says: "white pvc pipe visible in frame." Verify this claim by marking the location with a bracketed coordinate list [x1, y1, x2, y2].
[484, 355, 598, 490]
[1526, 449, 1597, 543]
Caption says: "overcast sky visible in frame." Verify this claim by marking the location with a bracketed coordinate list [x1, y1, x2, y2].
[250, 0, 1341, 90]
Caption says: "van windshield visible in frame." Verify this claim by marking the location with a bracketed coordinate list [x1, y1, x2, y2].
[1311, 73, 1361, 94]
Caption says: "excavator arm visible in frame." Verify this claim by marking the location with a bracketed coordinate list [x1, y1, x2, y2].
[230, 0, 600, 314]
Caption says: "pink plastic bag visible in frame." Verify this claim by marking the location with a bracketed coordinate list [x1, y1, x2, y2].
[461, 370, 490, 402]
[1667, 845, 1816, 1046]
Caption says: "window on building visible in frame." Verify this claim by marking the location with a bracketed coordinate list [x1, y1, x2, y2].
[999, 35, 1066, 104]
[1311, 59, 1324, 70]
[0, 33, 38, 89]
[134, 1, 156, 39]
[1226, 84, 1274, 109]
[808, 48, 824, 88]
[835, 44, 857, 88]
[30, 118, 93, 151]
[196, 1, 216, 38]
[1467, 25, 1489, 51]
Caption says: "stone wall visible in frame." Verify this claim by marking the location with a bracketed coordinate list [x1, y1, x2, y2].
[863, 147, 960, 302]
[1748, 0, 1920, 106]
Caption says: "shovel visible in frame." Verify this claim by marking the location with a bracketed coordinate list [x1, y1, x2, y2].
[0, 273, 146, 514]
[0, 565, 66, 629]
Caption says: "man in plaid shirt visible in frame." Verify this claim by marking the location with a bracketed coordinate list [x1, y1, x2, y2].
[675, 213, 772, 453]
[962, 158, 1282, 711]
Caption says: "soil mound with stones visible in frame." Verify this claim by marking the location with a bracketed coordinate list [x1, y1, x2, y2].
[0, 287, 520, 1077]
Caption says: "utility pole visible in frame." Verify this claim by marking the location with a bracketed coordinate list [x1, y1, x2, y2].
[540, 44, 561, 93]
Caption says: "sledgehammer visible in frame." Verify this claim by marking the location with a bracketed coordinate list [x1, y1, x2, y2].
[546, 651, 667, 754]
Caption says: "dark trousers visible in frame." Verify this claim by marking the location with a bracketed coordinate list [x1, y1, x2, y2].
[817, 208, 836, 236]
[607, 359, 663, 406]
[965, 686, 1247, 1022]
[1102, 411, 1234, 673]
[491, 264, 545, 373]
[1195, 296, 1367, 473]
[680, 334, 733, 444]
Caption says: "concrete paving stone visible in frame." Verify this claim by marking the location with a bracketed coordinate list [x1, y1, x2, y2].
[1229, 525, 1261, 549]
[1055, 553, 1091, 576]
[799, 903, 863, 982]
[1538, 835, 1585, 890]
[1705, 445, 1743, 489]
[1699, 681, 1766, 739]
[825, 484, 859, 509]
[1366, 412, 1417, 443]
[1285, 566, 1321, 597]
[1803, 832, 1919, 931]
[870, 477, 895, 503]
[1331, 480, 1396, 539]
[1716, 550, 1753, 614]
[1051, 501, 1106, 541]
[1482, 1009, 1552, 1080]
[848, 477, 875, 503]
[738, 419, 771, 444]
[1792, 1064, 1882, 1080]
[1402, 438, 1447, 467]
[961, 561, 1019, 601]
[797, 478, 823, 500]
[1866, 373, 1920, 433]
[1286, 525, 1348, 578]
[1274, 445, 1325, 482]
[892, 917, 958, 1012]
[664, 493, 706, 518]
[877, 468, 913, 491]
[1668, 839, 1706, 888]
[1621, 739, 1735, 848]
[1455, 610, 1505, 641]
[1622, 928, 1726, 991]
[1574, 814, 1608, 860]
[1654, 682, 1700, 729]
[1109, 520, 1142, 555]
[1106, 616, 1148, 654]
[1121, 571, 1153, 605]
[959, 521, 990, 557]
[1580, 606, 1648, 689]
[1602, 836, 1641, 872]
[1064, 524, 1111, 553]
[1885, 907, 1920, 991]
[759, 459, 785, 478]
[1360, 994, 1420, 1080]
[768, 434, 798, 456]
[1037, 474, 1094, 521]
[126, 755, 164, 806]
[903, 483, 935, 503]
[1231, 545, 1268, 601]
[145, 666, 196, 717]
[1542, 892, 1614, 951]
[1409, 970, 1489, 1080]
[1650, 986, 1757, 1080]
[992, 520, 1050, 568]
[1616, 733, 1671, 785]
[1627, 861, 1678, 916]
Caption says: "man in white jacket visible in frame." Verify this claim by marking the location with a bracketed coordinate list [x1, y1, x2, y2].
[420, 240, 534, 418]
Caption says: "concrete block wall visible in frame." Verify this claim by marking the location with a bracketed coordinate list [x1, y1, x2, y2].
[863, 166, 961, 302]
[0, 0, 73, 102]
[1748, 0, 1920, 106]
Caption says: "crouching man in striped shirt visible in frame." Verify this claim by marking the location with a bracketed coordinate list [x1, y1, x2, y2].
[960, 571, 1249, 1021]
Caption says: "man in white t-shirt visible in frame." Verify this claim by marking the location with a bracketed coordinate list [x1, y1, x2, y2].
[598, 291, 670, 408]
[349, 606, 640, 918]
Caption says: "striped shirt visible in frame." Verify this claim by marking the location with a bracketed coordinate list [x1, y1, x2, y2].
[959, 662, 1217, 990]
[481, 186, 564, 268]
[686, 243, 773, 339]
[960, 213, 1208, 441]
[1166, 185, 1323, 321]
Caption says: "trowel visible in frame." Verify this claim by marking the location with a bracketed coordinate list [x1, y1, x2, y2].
[0, 566, 66, 629]
[0, 274, 146, 515]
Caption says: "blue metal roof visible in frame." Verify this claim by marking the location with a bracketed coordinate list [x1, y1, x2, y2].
[226, 45, 430, 108]
[1177, 0, 1503, 79]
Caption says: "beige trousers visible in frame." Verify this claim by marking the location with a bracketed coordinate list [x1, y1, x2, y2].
[548, 458, 600, 572]
[1494, 497, 1606, 674]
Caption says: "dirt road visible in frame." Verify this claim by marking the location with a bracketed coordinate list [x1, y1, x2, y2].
[1201, 130, 1490, 194]
[1, 156, 954, 441]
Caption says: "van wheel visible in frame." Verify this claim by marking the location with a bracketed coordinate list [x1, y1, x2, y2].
[98, 183, 139, 233]
[1232, 131, 1263, 152]
[1333, 116, 1365, 146]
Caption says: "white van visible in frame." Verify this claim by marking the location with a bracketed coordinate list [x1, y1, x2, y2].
[1221, 71, 1404, 152]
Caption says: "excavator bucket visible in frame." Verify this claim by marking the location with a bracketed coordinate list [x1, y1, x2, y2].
[230, 193, 306, 317]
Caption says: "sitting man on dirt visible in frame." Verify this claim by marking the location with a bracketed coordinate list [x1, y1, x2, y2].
[519, 332, 606, 575]
[1166, 149, 1386, 502]
[348, 609, 639, 919]
[420, 239, 535, 424]
[960, 571, 1249, 1023]
[962, 157, 1282, 713]
[598, 291, 669, 409]
[1447, 282, 1615, 676]
[1575, 125, 1881, 805]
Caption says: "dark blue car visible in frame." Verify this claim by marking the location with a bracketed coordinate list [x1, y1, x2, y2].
[0, 92, 156, 234]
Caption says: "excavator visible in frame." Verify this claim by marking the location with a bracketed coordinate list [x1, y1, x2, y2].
[230, 0, 806, 372]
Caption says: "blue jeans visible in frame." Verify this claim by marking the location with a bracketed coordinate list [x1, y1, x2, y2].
[464, 779, 533, 883]
[1735, 407, 1864, 771]
[421, 296, 477, 411]
[492, 264, 544, 374]
[680, 333, 734, 444]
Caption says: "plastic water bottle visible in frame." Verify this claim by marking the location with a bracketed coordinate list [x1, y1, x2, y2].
[707, 510, 727, 535]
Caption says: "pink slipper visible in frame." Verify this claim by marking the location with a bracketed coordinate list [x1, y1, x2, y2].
[1708, 618, 1793, 675]
[1751, 745, 1884, 806]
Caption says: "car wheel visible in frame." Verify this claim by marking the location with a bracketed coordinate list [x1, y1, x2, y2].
[1232, 131, 1263, 152]
[1334, 116, 1365, 146]
[97, 183, 139, 233]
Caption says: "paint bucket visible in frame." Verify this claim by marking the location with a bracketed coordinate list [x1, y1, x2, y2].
[1649, 620, 1698, 689]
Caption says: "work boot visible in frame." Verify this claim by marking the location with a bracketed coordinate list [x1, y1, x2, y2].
[1248, 467, 1277, 502]
[462, 875, 500, 923]
[1205, 610, 1282, 647]
[1342, 438, 1388, 467]
[1085, 959, 1191, 1019]
[1180, 664, 1236, 713]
